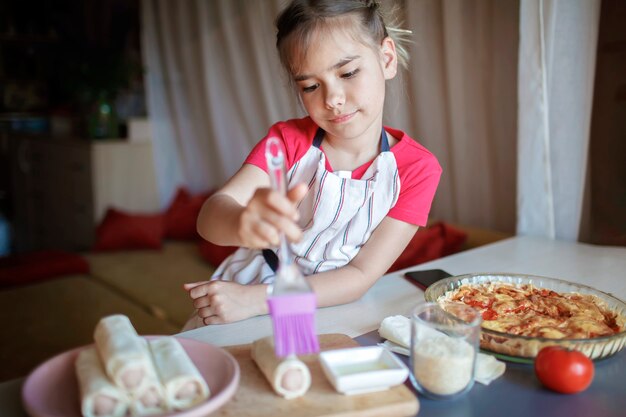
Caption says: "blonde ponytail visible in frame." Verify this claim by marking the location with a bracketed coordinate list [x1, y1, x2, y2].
[379, 2, 412, 70]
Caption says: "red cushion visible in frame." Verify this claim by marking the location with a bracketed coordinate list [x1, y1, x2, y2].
[387, 222, 467, 273]
[93, 208, 164, 251]
[165, 188, 213, 241]
[0, 251, 90, 288]
[197, 239, 238, 268]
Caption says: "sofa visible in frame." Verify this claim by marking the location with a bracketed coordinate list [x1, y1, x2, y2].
[0, 188, 511, 382]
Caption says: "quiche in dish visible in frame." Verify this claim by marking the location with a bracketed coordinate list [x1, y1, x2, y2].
[425, 273, 626, 361]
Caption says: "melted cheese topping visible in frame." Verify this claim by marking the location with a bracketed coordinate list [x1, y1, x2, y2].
[439, 283, 623, 339]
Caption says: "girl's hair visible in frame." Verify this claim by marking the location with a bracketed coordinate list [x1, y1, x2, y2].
[275, 0, 411, 76]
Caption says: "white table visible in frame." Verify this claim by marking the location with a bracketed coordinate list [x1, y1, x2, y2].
[3, 236, 626, 417]
[178, 235, 626, 347]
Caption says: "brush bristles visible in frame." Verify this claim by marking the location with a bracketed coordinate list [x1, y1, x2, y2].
[268, 294, 319, 357]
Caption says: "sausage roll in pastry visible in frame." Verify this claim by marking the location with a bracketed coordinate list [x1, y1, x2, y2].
[94, 315, 159, 393]
[251, 336, 311, 399]
[128, 376, 167, 416]
[149, 337, 210, 411]
[75, 347, 129, 417]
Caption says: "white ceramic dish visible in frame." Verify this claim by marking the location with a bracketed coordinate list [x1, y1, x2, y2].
[319, 346, 409, 395]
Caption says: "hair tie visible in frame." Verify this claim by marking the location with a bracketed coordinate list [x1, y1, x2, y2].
[365, 0, 380, 10]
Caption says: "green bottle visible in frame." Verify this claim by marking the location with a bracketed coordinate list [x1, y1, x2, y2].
[88, 92, 118, 139]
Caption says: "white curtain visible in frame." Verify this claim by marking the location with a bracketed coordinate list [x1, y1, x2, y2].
[398, 0, 519, 232]
[517, 0, 600, 240]
[142, 0, 301, 207]
[141, 0, 520, 234]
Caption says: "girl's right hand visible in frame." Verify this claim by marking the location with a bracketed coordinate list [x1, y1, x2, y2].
[236, 183, 308, 249]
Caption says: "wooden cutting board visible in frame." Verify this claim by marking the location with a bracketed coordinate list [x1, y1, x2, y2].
[211, 333, 419, 417]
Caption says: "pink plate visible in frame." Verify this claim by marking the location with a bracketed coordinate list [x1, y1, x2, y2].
[22, 336, 240, 417]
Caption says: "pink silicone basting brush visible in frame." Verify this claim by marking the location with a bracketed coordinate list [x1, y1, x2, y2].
[265, 137, 320, 358]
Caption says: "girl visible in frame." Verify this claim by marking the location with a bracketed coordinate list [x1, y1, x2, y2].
[184, 0, 441, 327]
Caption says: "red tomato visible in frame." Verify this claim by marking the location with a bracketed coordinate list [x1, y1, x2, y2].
[534, 346, 594, 394]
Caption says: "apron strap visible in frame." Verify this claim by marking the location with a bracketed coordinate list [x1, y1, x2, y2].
[262, 249, 279, 272]
[312, 128, 325, 148]
[381, 129, 390, 151]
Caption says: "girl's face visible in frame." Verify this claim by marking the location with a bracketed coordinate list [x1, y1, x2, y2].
[292, 26, 398, 143]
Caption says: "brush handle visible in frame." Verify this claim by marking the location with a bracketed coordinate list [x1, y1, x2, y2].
[264, 138, 311, 294]
[265, 138, 291, 268]
[266, 138, 287, 196]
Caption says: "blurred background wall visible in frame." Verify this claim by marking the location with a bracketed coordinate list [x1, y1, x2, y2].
[0, 0, 624, 255]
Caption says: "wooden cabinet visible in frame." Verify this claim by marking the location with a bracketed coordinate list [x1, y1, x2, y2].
[10, 137, 159, 253]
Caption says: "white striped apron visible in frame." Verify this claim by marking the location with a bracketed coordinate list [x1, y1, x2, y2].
[211, 128, 400, 284]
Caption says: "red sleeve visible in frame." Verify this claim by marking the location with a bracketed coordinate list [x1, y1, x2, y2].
[244, 117, 317, 172]
[386, 128, 442, 227]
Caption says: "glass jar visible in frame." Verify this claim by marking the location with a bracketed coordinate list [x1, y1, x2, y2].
[409, 302, 482, 400]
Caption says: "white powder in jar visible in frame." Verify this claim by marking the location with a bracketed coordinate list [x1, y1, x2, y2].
[413, 336, 474, 396]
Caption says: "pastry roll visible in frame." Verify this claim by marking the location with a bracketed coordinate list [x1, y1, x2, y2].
[94, 315, 158, 393]
[378, 315, 411, 348]
[75, 347, 129, 417]
[149, 337, 210, 411]
[129, 377, 167, 416]
[251, 336, 311, 399]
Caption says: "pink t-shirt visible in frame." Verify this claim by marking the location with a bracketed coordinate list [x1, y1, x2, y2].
[245, 117, 442, 226]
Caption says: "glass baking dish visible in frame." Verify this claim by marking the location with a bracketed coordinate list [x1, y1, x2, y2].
[424, 273, 626, 363]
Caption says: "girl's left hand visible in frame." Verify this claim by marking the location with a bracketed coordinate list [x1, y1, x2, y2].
[183, 280, 267, 325]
